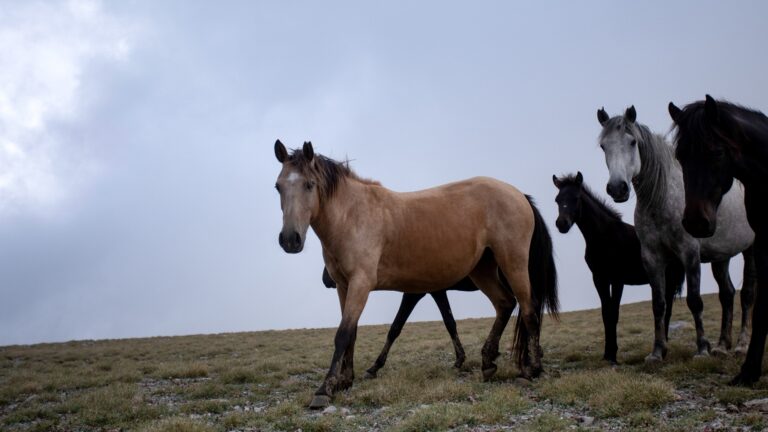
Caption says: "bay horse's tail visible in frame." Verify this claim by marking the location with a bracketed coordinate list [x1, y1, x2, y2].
[513, 195, 559, 369]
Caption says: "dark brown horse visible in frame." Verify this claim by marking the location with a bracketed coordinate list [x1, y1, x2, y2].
[321, 267, 478, 377]
[274, 140, 558, 408]
[553, 172, 685, 364]
[670, 95, 768, 385]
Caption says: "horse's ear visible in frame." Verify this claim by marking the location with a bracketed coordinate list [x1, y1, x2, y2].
[303, 141, 314, 161]
[624, 105, 637, 123]
[668, 102, 682, 123]
[576, 171, 583, 185]
[704, 94, 719, 124]
[597, 107, 609, 126]
[552, 175, 562, 189]
[275, 139, 288, 163]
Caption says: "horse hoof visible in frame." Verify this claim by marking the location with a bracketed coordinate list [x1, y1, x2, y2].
[729, 372, 758, 387]
[693, 350, 710, 359]
[734, 344, 748, 355]
[711, 346, 729, 357]
[482, 365, 497, 381]
[644, 353, 662, 363]
[515, 376, 533, 386]
[363, 370, 377, 380]
[309, 395, 331, 409]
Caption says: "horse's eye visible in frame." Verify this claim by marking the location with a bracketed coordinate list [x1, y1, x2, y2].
[630, 139, 637, 147]
[305, 181, 315, 191]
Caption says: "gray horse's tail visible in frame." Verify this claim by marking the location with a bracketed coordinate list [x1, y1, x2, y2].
[513, 195, 559, 368]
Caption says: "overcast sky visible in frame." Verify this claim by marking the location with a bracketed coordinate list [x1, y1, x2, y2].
[1, 1, 767, 346]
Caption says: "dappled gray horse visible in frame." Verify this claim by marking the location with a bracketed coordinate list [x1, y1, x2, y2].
[597, 106, 756, 361]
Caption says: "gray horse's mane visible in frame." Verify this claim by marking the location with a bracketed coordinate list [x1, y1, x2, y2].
[601, 116, 674, 210]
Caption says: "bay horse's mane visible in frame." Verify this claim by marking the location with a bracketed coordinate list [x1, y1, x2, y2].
[557, 174, 623, 221]
[287, 147, 380, 202]
[673, 99, 768, 156]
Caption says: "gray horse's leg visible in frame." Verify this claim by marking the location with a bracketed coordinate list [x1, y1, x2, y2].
[364, 293, 425, 379]
[681, 250, 711, 357]
[711, 260, 735, 354]
[736, 247, 757, 353]
[431, 290, 468, 369]
[642, 250, 669, 362]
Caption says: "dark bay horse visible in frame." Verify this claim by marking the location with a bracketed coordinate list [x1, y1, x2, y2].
[598, 106, 755, 362]
[274, 140, 558, 408]
[321, 267, 478, 377]
[553, 172, 684, 364]
[670, 95, 768, 385]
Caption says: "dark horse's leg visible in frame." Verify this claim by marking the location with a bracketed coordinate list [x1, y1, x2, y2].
[363, 293, 426, 379]
[736, 247, 757, 354]
[594, 276, 617, 363]
[311, 281, 370, 409]
[711, 259, 736, 354]
[732, 240, 768, 385]
[431, 290, 467, 369]
[609, 283, 624, 364]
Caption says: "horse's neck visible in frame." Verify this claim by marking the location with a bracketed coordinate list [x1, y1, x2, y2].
[575, 194, 617, 244]
[634, 133, 679, 211]
[311, 178, 384, 253]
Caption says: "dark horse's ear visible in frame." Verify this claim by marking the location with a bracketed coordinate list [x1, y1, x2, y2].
[275, 139, 288, 163]
[624, 105, 637, 123]
[303, 141, 315, 161]
[575, 171, 583, 185]
[552, 175, 562, 189]
[597, 107, 609, 126]
[704, 94, 719, 124]
[668, 102, 682, 123]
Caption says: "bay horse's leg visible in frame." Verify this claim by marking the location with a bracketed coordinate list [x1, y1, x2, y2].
[736, 247, 757, 354]
[431, 290, 467, 369]
[364, 293, 426, 379]
[642, 248, 670, 362]
[609, 283, 624, 364]
[680, 249, 711, 357]
[732, 240, 768, 385]
[711, 259, 736, 354]
[310, 280, 371, 409]
[594, 276, 616, 363]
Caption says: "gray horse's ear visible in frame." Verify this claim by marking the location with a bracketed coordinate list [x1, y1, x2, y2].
[552, 175, 562, 189]
[597, 107, 609, 126]
[704, 94, 719, 124]
[303, 141, 314, 161]
[575, 171, 583, 185]
[668, 102, 682, 123]
[275, 139, 288, 163]
[625, 105, 637, 123]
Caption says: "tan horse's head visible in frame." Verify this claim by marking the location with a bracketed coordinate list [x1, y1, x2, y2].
[274, 140, 320, 253]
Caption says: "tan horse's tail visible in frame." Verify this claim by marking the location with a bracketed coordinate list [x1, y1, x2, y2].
[512, 195, 559, 369]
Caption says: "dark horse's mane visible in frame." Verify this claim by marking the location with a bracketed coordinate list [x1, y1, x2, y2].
[673, 99, 768, 156]
[557, 174, 623, 222]
[287, 148, 380, 202]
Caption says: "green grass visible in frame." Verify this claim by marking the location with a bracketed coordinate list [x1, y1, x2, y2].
[1, 292, 767, 431]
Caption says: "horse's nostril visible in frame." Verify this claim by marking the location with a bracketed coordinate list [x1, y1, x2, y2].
[292, 232, 301, 246]
[278, 232, 285, 245]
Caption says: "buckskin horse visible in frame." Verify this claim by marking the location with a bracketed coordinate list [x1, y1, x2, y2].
[274, 140, 558, 408]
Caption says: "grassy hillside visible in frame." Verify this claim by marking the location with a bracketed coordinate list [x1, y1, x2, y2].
[1, 292, 767, 431]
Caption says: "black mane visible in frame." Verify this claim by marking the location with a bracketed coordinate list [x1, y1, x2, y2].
[287, 148, 379, 202]
[673, 99, 768, 156]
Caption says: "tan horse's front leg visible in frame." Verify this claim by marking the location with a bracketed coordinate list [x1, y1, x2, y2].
[310, 280, 370, 409]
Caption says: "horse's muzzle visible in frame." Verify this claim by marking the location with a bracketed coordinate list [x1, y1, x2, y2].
[606, 181, 629, 203]
[279, 230, 304, 254]
[682, 214, 716, 238]
[555, 217, 572, 233]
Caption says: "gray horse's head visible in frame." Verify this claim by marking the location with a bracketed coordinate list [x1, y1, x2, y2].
[597, 106, 640, 203]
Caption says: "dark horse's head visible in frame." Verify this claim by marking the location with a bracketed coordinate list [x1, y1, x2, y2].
[273, 140, 350, 253]
[552, 172, 584, 233]
[669, 95, 738, 238]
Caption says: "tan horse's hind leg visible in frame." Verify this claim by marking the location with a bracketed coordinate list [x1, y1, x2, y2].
[469, 255, 517, 381]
